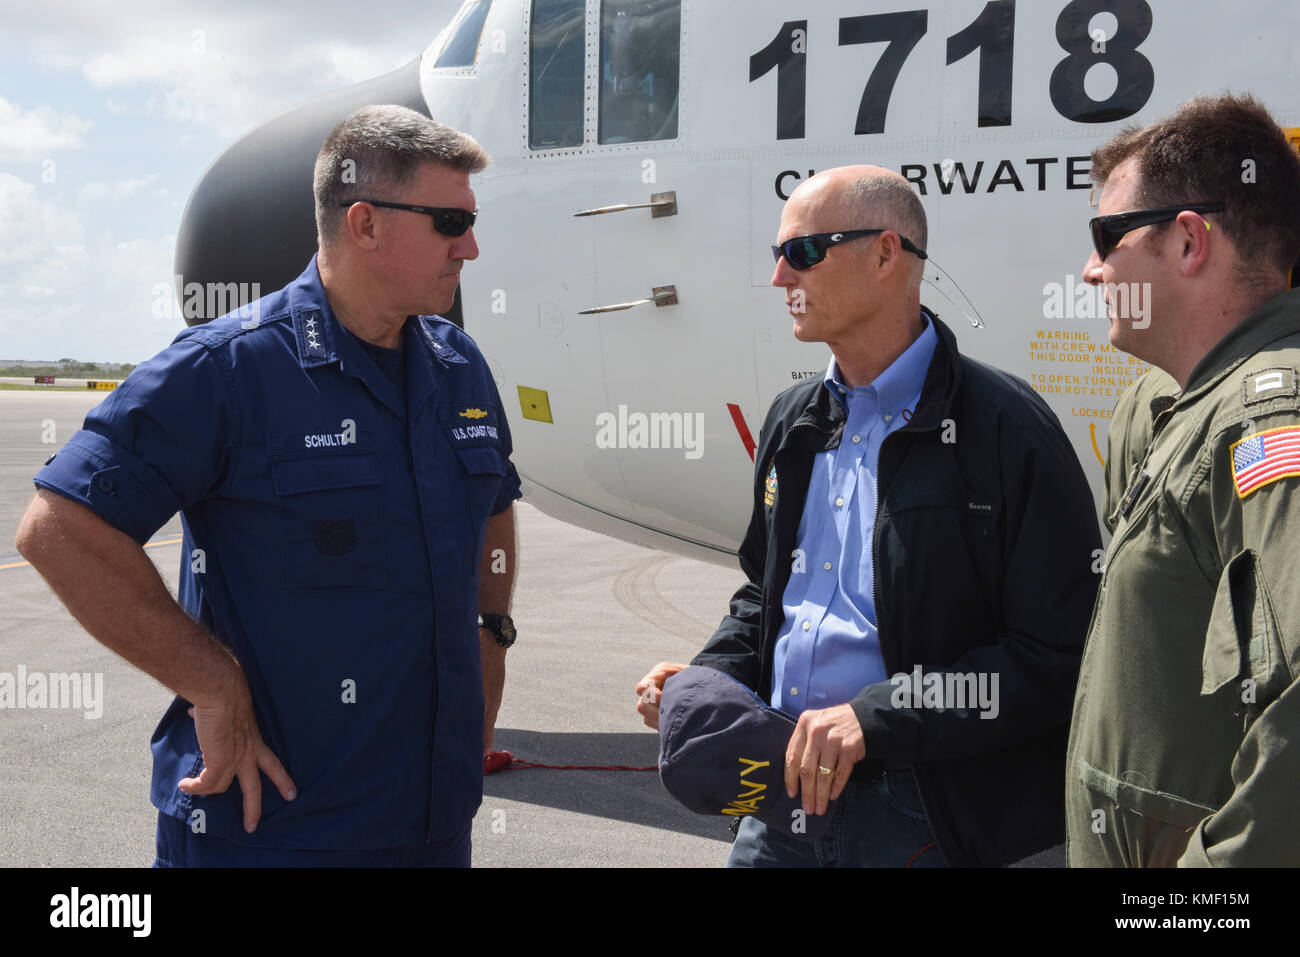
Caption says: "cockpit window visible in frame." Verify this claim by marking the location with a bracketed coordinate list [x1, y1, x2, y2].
[435, 0, 493, 69]
[529, 0, 586, 149]
[598, 0, 680, 144]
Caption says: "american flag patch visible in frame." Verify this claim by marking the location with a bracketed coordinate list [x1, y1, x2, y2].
[1231, 426, 1300, 498]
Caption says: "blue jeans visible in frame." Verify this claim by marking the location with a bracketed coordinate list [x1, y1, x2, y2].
[152, 811, 471, 868]
[726, 770, 946, 868]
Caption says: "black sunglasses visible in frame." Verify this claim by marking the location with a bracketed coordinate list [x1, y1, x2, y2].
[1089, 203, 1223, 260]
[772, 229, 928, 270]
[339, 200, 478, 237]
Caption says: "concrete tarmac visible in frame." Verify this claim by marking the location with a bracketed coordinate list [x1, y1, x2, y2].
[0, 390, 1064, 868]
[0, 390, 738, 867]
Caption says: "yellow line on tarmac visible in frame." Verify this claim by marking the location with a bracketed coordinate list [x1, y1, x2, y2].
[0, 535, 183, 571]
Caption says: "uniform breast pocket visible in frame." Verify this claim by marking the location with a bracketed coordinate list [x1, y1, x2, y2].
[453, 444, 506, 523]
[438, 404, 508, 523]
[268, 448, 388, 591]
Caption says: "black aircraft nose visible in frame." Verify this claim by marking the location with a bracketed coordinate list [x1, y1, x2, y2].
[173, 55, 460, 329]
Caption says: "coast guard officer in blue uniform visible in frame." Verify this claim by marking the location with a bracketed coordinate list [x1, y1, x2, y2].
[15, 105, 521, 866]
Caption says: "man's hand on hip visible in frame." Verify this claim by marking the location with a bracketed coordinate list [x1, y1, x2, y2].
[179, 692, 297, 834]
[785, 703, 866, 816]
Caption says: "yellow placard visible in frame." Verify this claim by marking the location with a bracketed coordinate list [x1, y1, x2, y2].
[517, 385, 553, 424]
[87, 380, 118, 391]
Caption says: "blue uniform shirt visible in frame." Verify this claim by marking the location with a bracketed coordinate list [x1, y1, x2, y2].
[34, 257, 521, 850]
[771, 315, 937, 715]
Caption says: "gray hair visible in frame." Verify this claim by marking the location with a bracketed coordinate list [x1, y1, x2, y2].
[842, 175, 929, 255]
[313, 104, 490, 245]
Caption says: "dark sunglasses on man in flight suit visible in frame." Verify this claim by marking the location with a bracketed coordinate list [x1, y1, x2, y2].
[1088, 202, 1224, 261]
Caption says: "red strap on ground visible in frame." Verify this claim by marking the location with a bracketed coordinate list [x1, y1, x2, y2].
[483, 750, 655, 775]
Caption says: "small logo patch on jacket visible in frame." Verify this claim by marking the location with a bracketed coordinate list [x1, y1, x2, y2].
[764, 461, 777, 506]
[1242, 367, 1297, 405]
[459, 408, 489, 420]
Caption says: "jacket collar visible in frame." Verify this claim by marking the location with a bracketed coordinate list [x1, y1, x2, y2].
[793, 307, 964, 435]
[1179, 287, 1300, 403]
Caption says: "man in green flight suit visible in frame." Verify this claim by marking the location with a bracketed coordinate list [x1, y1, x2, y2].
[1066, 93, 1300, 867]
[1100, 367, 1177, 533]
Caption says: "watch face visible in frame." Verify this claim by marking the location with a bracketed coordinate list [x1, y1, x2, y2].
[482, 614, 516, 645]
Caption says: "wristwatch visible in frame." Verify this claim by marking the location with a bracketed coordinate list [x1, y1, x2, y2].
[478, 613, 517, 648]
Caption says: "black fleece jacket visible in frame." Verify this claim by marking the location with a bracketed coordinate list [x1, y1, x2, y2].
[692, 313, 1101, 867]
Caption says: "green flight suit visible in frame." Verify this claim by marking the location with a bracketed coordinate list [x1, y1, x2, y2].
[1067, 287, 1300, 867]
[1102, 367, 1179, 533]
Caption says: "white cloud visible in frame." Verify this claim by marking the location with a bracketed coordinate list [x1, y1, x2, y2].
[0, 172, 86, 269]
[0, 171, 177, 362]
[0, 97, 92, 158]
[0, 0, 467, 361]
[79, 174, 159, 203]
[16, 0, 442, 140]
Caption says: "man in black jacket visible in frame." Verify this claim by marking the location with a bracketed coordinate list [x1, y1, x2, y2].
[636, 166, 1101, 866]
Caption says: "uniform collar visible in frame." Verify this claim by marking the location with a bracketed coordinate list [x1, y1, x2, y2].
[800, 308, 960, 433]
[287, 256, 338, 369]
[1178, 287, 1300, 402]
[286, 254, 471, 372]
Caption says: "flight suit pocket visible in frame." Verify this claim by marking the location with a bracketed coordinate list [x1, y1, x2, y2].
[1202, 549, 1292, 726]
[268, 447, 386, 591]
[1078, 761, 1215, 868]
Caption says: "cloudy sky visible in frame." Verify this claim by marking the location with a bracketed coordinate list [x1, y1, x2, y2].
[0, 0, 465, 363]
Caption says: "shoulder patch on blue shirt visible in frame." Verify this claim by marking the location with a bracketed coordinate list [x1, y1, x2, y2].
[417, 317, 469, 366]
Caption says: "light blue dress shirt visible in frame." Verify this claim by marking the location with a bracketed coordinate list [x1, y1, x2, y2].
[771, 314, 939, 715]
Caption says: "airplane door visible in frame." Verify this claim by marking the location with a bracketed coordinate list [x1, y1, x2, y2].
[474, 0, 635, 523]
[585, 0, 759, 550]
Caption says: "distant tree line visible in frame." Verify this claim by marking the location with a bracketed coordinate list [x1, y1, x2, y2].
[2, 360, 137, 379]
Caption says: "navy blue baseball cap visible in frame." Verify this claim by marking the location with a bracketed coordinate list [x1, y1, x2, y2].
[657, 665, 833, 839]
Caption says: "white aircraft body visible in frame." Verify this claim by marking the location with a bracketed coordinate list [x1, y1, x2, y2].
[179, 0, 1300, 565]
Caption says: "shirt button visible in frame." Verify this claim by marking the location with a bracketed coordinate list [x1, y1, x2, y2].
[801, 621, 810, 631]
[884, 414, 893, 422]
[96, 476, 116, 494]
[851, 434, 862, 443]
[835, 497, 844, 507]
[790, 687, 799, 696]
[823, 561, 832, 570]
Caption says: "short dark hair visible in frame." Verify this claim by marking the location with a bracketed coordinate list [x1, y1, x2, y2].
[1091, 94, 1300, 279]
[313, 105, 490, 245]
